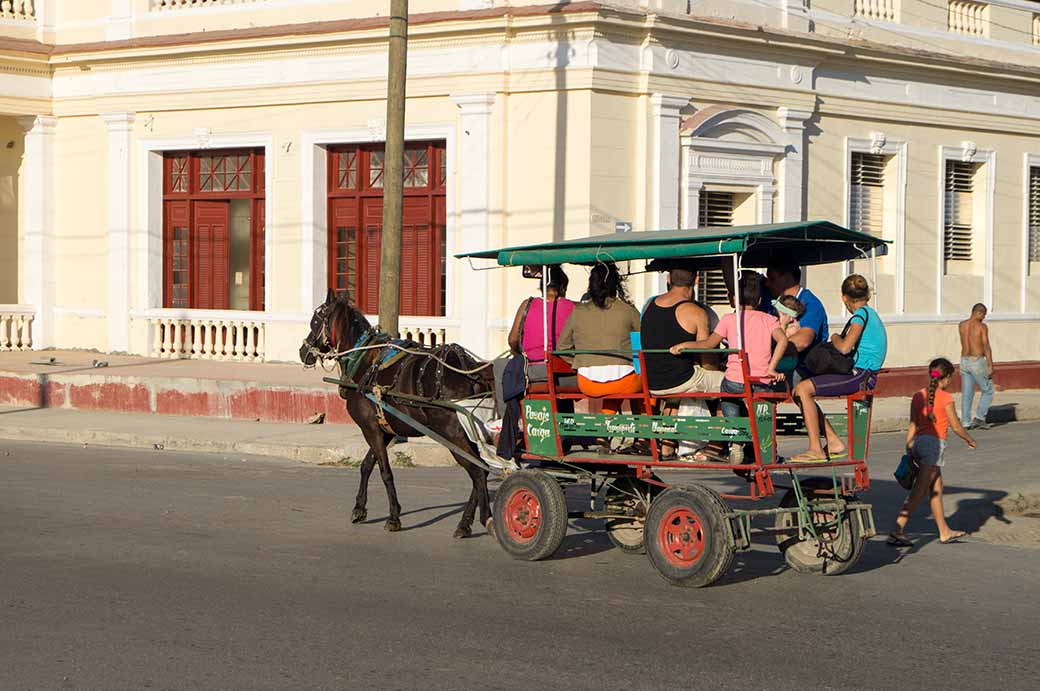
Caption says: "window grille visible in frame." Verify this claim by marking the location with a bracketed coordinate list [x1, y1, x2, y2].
[944, 160, 977, 262]
[697, 191, 735, 305]
[850, 152, 886, 237]
[1030, 167, 1040, 262]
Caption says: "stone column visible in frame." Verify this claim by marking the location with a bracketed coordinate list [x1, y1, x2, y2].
[649, 94, 687, 232]
[101, 112, 135, 353]
[776, 106, 814, 223]
[452, 93, 495, 358]
[17, 115, 57, 349]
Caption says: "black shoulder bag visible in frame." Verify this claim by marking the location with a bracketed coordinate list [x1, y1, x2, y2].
[804, 309, 869, 376]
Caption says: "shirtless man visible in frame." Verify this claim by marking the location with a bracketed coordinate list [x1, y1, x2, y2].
[958, 303, 995, 429]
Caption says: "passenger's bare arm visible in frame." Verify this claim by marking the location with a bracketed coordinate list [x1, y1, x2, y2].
[788, 326, 816, 353]
[670, 332, 724, 355]
[766, 327, 789, 380]
[830, 321, 864, 355]
[507, 298, 530, 355]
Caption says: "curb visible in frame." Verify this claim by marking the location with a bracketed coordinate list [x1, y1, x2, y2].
[1, 404, 1036, 469]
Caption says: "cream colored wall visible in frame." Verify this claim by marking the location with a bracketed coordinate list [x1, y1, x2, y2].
[803, 110, 1040, 366]
[51, 116, 108, 349]
[0, 116, 22, 303]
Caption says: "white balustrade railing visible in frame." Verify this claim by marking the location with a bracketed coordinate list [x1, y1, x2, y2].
[948, 0, 989, 37]
[854, 0, 897, 22]
[0, 0, 35, 22]
[150, 317, 265, 361]
[400, 325, 448, 348]
[0, 308, 33, 351]
[152, 0, 266, 10]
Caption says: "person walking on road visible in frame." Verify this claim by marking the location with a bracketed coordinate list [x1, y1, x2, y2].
[888, 358, 975, 547]
[959, 303, 995, 430]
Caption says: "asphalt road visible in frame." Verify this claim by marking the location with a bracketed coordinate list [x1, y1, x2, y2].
[3, 424, 1040, 690]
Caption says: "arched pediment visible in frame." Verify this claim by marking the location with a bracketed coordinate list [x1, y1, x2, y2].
[681, 107, 787, 146]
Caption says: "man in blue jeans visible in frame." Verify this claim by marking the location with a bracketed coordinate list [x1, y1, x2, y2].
[958, 303, 995, 429]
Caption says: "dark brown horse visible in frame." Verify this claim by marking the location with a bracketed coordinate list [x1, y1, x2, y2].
[300, 291, 494, 538]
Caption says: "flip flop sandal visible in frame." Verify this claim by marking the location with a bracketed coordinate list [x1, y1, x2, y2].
[940, 532, 968, 544]
[789, 453, 829, 464]
[887, 534, 914, 547]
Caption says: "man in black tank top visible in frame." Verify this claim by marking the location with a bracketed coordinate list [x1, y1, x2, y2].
[640, 269, 724, 457]
[641, 269, 722, 395]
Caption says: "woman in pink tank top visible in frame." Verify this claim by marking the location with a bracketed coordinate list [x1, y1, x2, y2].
[508, 266, 575, 363]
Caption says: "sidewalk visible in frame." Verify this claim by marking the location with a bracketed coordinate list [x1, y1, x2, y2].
[0, 349, 351, 424]
[2, 391, 1038, 467]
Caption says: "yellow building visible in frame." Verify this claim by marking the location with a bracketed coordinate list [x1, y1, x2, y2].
[0, 0, 1038, 368]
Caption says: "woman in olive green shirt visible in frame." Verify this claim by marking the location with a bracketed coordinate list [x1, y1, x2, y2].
[557, 262, 644, 414]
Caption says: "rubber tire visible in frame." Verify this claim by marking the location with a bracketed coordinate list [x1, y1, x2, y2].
[774, 479, 866, 576]
[493, 469, 568, 561]
[644, 485, 734, 588]
[602, 476, 661, 555]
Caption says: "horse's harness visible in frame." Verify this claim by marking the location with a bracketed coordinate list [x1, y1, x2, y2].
[305, 303, 488, 435]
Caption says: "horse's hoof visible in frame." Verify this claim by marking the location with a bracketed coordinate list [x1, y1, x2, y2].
[453, 525, 472, 539]
[485, 517, 497, 543]
[384, 519, 402, 532]
[351, 508, 367, 524]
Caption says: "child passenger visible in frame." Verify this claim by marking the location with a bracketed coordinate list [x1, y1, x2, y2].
[671, 273, 788, 462]
[772, 294, 805, 382]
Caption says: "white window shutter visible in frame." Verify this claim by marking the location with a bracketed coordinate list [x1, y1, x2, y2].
[1029, 167, 1040, 263]
[697, 191, 735, 305]
[850, 152, 885, 237]
[944, 161, 976, 261]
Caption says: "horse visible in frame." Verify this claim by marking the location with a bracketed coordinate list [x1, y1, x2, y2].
[300, 290, 495, 538]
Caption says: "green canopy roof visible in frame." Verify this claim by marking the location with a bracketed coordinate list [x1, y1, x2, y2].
[456, 221, 888, 267]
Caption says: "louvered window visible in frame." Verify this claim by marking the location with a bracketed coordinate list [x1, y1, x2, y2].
[1029, 167, 1040, 263]
[327, 142, 447, 316]
[850, 152, 886, 237]
[944, 161, 977, 262]
[697, 191, 735, 305]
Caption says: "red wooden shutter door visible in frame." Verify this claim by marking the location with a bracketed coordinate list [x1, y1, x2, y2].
[361, 198, 382, 314]
[252, 199, 265, 311]
[163, 201, 190, 308]
[193, 201, 231, 310]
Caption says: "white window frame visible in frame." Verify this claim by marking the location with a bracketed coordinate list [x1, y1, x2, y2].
[936, 144, 995, 314]
[134, 132, 275, 317]
[299, 124, 458, 328]
[1023, 153, 1040, 312]
[844, 135, 907, 314]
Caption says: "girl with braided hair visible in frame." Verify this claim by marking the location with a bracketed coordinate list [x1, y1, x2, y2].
[888, 357, 976, 547]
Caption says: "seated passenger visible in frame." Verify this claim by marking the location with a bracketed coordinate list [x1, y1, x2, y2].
[557, 262, 644, 416]
[772, 294, 806, 385]
[791, 274, 888, 462]
[671, 272, 787, 463]
[641, 268, 723, 459]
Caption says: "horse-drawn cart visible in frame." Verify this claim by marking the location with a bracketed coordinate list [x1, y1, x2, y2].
[456, 221, 886, 587]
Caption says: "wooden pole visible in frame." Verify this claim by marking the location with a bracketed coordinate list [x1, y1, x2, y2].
[378, 0, 409, 337]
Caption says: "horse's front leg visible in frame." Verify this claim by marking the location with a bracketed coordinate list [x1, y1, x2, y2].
[373, 437, 403, 531]
[351, 449, 377, 524]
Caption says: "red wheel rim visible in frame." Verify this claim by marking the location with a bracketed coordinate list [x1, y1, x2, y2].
[503, 488, 541, 543]
[657, 507, 705, 567]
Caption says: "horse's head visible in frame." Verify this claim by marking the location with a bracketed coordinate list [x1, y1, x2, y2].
[299, 289, 370, 366]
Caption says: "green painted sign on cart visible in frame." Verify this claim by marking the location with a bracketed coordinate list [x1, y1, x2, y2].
[556, 412, 753, 443]
[522, 399, 559, 456]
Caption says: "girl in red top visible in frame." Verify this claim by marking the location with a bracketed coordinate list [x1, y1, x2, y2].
[888, 358, 976, 546]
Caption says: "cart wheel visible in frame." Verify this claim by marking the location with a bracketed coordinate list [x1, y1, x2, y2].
[493, 469, 568, 561]
[644, 486, 734, 588]
[602, 475, 661, 555]
[774, 479, 866, 575]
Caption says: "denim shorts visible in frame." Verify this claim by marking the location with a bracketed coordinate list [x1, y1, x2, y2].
[912, 434, 946, 468]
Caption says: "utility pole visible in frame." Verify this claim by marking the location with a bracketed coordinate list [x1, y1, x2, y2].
[378, 0, 409, 337]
